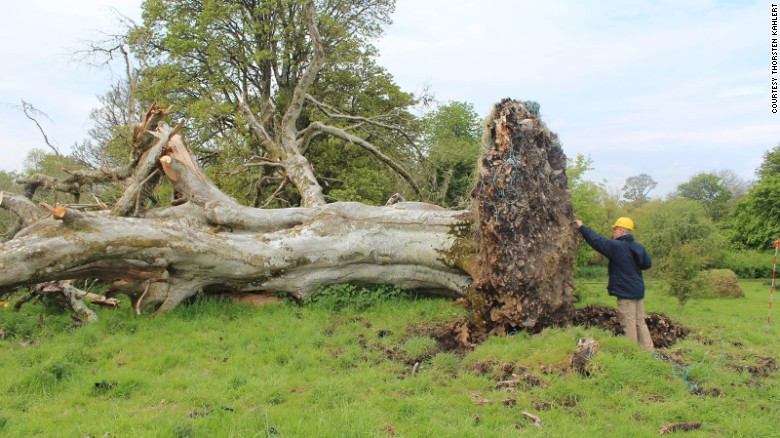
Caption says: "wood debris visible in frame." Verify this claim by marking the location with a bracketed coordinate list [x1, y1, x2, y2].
[522, 411, 543, 429]
[659, 422, 702, 435]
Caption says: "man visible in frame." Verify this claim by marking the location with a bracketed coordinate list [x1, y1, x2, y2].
[575, 217, 654, 351]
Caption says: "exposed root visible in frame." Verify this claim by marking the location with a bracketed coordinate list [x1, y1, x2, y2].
[571, 337, 600, 376]
[659, 422, 702, 435]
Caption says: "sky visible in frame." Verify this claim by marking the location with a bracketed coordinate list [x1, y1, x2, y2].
[1, 0, 777, 197]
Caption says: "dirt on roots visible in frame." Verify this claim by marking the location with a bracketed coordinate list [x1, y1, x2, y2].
[418, 304, 690, 354]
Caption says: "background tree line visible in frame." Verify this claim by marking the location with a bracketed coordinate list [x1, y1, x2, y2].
[568, 144, 780, 307]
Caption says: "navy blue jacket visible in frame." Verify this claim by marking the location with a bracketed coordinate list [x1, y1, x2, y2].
[579, 225, 652, 300]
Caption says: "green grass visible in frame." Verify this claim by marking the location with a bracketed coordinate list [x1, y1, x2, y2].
[0, 280, 778, 437]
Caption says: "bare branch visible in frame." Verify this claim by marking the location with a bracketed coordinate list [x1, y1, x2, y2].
[280, 0, 325, 150]
[19, 100, 60, 156]
[15, 163, 135, 201]
[238, 96, 278, 153]
[15, 173, 80, 200]
[308, 121, 423, 198]
[112, 121, 183, 216]
[260, 179, 288, 208]
[305, 94, 418, 145]
[62, 164, 136, 183]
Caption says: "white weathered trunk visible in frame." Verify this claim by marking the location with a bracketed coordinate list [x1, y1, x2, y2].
[0, 200, 473, 314]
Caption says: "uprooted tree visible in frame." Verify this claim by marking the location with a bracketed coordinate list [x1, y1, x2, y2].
[0, 98, 576, 335]
[0, 1, 578, 339]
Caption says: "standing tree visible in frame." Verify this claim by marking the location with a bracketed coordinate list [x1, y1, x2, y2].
[730, 178, 780, 249]
[631, 198, 727, 263]
[729, 143, 780, 249]
[675, 172, 732, 222]
[421, 101, 482, 207]
[622, 173, 657, 205]
[756, 143, 780, 179]
[132, 0, 421, 208]
[716, 169, 750, 202]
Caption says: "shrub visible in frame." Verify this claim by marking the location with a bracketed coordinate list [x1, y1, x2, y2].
[716, 250, 774, 278]
[663, 244, 705, 307]
[635, 199, 728, 264]
[699, 269, 745, 298]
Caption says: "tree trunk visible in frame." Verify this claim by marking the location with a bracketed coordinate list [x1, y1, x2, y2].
[0, 99, 577, 333]
[0, 200, 472, 315]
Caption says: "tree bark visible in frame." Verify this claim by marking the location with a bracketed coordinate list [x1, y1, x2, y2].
[0, 200, 473, 315]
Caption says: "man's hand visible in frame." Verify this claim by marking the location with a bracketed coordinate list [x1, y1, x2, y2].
[574, 219, 583, 228]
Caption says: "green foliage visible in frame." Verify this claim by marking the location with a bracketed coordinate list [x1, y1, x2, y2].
[574, 265, 608, 280]
[621, 173, 657, 205]
[756, 142, 780, 180]
[309, 140, 396, 205]
[675, 172, 732, 222]
[713, 249, 773, 279]
[663, 244, 706, 307]
[699, 269, 744, 298]
[632, 198, 728, 265]
[304, 283, 411, 311]
[131, 0, 417, 207]
[0, 170, 23, 236]
[729, 174, 780, 250]
[726, 144, 780, 249]
[568, 154, 610, 266]
[21, 149, 87, 204]
[421, 101, 482, 207]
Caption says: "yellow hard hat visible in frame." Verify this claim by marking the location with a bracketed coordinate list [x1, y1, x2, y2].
[612, 217, 634, 231]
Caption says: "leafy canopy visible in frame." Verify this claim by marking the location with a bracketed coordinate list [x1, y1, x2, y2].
[421, 101, 482, 207]
[621, 173, 657, 205]
[675, 172, 732, 222]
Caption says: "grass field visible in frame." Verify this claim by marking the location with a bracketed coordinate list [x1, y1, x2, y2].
[0, 279, 778, 437]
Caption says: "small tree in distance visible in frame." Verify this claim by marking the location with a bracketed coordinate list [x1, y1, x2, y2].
[622, 173, 657, 205]
[676, 172, 732, 222]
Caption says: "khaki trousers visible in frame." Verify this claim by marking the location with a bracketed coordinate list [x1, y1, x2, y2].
[617, 298, 654, 351]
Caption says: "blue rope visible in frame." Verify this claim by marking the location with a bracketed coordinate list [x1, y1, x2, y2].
[475, 101, 542, 222]
[653, 330, 727, 392]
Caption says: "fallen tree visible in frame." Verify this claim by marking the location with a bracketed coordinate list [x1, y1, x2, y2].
[0, 98, 577, 336]
[0, 2, 578, 336]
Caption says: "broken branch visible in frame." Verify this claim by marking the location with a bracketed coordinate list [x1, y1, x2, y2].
[659, 422, 703, 435]
[521, 411, 543, 429]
